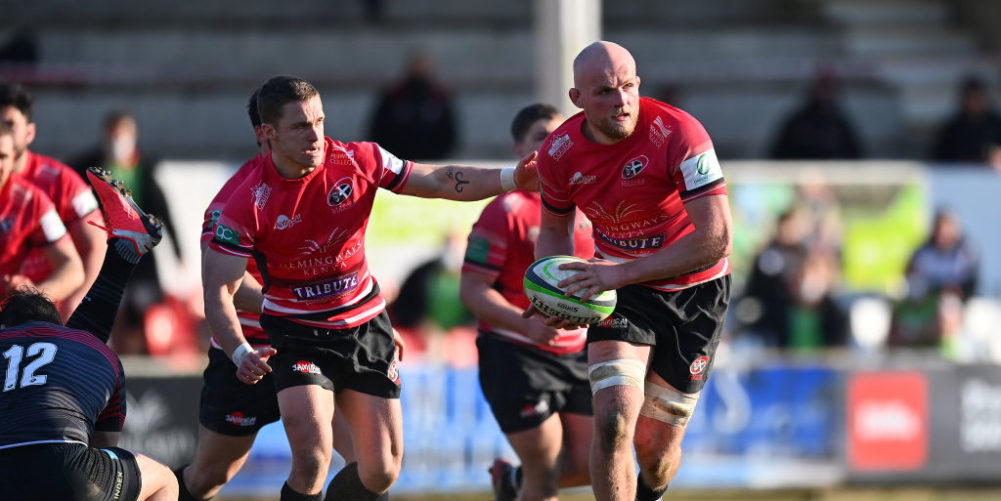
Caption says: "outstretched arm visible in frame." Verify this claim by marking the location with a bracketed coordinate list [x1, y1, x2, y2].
[399, 152, 538, 200]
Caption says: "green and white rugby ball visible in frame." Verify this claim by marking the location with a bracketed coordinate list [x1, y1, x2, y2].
[523, 255, 616, 325]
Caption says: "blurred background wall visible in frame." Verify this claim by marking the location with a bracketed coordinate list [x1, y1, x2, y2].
[4, 0, 1001, 497]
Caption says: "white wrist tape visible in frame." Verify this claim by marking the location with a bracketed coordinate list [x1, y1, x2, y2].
[500, 167, 517, 191]
[231, 343, 253, 367]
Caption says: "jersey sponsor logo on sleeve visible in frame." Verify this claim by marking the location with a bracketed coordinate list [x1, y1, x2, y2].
[689, 356, 709, 381]
[291, 272, 360, 300]
[377, 145, 406, 174]
[274, 214, 302, 230]
[621, 155, 648, 180]
[208, 209, 222, 226]
[464, 235, 491, 265]
[548, 134, 573, 160]
[39, 209, 68, 241]
[252, 182, 272, 210]
[327, 177, 354, 207]
[570, 172, 597, 185]
[679, 149, 723, 192]
[214, 223, 240, 247]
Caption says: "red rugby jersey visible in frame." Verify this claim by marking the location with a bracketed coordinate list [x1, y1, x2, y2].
[538, 97, 730, 291]
[210, 137, 413, 329]
[463, 190, 595, 354]
[0, 177, 69, 291]
[17, 151, 101, 283]
[201, 155, 269, 347]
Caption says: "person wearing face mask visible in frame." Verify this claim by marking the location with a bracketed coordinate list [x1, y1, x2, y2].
[67, 110, 183, 355]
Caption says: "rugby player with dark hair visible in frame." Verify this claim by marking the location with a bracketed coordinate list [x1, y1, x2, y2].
[0, 167, 177, 500]
[461, 103, 595, 501]
[203, 75, 538, 500]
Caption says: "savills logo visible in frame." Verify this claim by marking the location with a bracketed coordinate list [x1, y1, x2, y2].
[292, 360, 321, 375]
[570, 172, 596, 185]
[274, 214, 302, 230]
[225, 411, 257, 427]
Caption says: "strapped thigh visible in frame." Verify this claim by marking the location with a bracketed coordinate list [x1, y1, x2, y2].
[639, 381, 700, 427]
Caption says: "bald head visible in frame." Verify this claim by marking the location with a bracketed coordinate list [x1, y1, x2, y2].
[569, 41, 641, 144]
[572, 41, 636, 88]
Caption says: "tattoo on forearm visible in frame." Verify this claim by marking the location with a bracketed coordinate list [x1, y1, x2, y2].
[445, 167, 469, 192]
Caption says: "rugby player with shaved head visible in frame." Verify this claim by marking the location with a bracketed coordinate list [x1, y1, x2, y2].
[529, 41, 733, 501]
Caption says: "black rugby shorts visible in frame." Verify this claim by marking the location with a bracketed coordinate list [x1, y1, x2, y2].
[587, 276, 730, 394]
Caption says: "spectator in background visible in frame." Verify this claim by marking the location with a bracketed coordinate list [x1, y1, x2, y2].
[889, 208, 978, 348]
[739, 206, 847, 350]
[0, 29, 38, 64]
[770, 69, 863, 160]
[931, 76, 1001, 170]
[390, 230, 472, 335]
[368, 50, 458, 160]
[68, 110, 183, 354]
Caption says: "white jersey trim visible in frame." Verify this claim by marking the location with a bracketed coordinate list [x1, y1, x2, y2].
[0, 439, 87, 451]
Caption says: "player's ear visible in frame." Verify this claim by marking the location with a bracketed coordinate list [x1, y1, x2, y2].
[569, 88, 582, 109]
[262, 123, 277, 140]
[24, 122, 36, 146]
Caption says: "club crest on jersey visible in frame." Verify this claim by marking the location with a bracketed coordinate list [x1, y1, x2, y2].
[327, 177, 354, 207]
[648, 116, 672, 148]
[292, 360, 322, 375]
[252, 182, 272, 210]
[689, 356, 709, 381]
[621, 155, 648, 180]
[548, 134, 573, 160]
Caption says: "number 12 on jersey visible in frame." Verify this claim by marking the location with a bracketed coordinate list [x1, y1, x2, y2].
[3, 342, 57, 391]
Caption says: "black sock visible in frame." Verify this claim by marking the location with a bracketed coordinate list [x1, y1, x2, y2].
[173, 465, 207, 501]
[324, 462, 388, 501]
[65, 244, 137, 343]
[636, 474, 668, 501]
[281, 482, 322, 501]
[495, 464, 521, 501]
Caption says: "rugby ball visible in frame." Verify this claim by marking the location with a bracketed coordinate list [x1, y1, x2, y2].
[523, 255, 617, 325]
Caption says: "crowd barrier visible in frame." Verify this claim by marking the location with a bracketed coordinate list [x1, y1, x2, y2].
[118, 355, 1001, 496]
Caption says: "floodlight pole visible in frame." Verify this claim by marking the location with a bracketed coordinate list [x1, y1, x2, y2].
[534, 0, 602, 118]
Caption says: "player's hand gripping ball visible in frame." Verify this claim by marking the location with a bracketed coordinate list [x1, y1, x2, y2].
[523, 255, 616, 325]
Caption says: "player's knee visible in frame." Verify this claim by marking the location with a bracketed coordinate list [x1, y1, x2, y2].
[291, 448, 332, 482]
[358, 464, 398, 494]
[185, 461, 233, 494]
[635, 438, 681, 479]
[593, 407, 634, 454]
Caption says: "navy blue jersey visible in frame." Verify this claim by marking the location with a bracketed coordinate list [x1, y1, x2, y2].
[0, 321, 125, 449]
